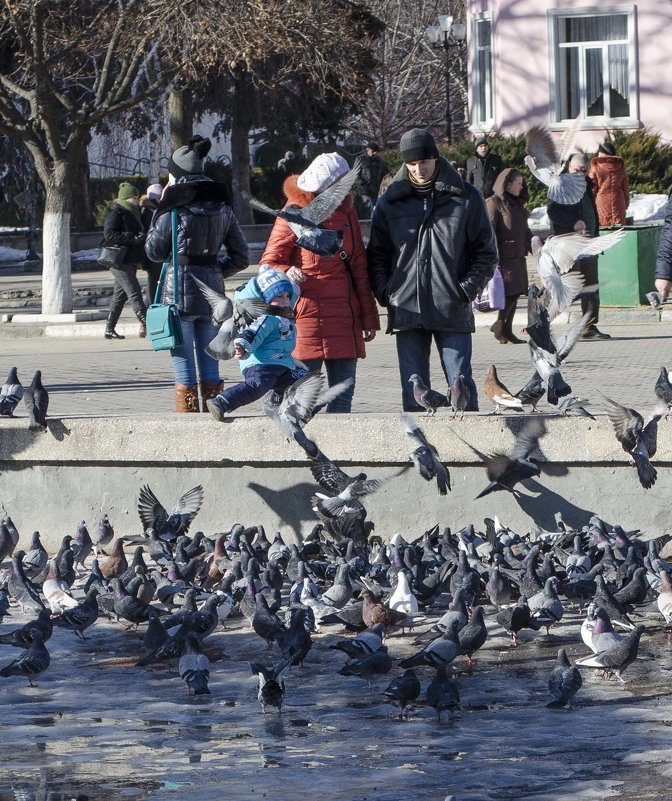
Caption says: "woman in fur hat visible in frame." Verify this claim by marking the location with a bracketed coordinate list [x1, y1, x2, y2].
[259, 152, 380, 412]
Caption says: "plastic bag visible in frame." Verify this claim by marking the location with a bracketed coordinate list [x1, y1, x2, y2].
[472, 266, 505, 312]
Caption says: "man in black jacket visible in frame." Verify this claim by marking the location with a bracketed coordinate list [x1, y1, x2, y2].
[367, 128, 497, 412]
[547, 153, 610, 340]
[354, 142, 389, 216]
[466, 137, 503, 199]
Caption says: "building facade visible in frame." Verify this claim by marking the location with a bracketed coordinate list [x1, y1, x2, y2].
[467, 1, 672, 148]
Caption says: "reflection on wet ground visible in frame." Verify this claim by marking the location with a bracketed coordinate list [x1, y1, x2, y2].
[0, 604, 671, 800]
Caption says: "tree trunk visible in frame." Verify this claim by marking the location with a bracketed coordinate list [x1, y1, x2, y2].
[230, 73, 254, 225]
[41, 162, 75, 315]
[168, 87, 193, 152]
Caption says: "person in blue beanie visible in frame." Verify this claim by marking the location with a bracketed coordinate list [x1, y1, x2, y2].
[206, 266, 305, 420]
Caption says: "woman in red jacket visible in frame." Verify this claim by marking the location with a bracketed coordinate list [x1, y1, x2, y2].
[589, 142, 630, 226]
[259, 153, 380, 412]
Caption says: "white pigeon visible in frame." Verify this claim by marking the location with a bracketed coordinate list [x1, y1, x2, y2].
[657, 572, 672, 624]
[42, 559, 79, 614]
[525, 122, 586, 204]
[531, 230, 625, 320]
[388, 571, 418, 615]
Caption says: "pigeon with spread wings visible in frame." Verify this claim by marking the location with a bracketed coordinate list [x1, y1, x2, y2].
[137, 484, 204, 541]
[249, 165, 360, 256]
[525, 123, 586, 205]
[401, 414, 451, 496]
[599, 393, 662, 489]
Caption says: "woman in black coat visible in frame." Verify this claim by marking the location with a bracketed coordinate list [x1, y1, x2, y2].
[101, 182, 147, 339]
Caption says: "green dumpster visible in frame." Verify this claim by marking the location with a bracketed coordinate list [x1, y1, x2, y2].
[597, 224, 662, 306]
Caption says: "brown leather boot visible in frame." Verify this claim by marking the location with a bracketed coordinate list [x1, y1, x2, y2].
[490, 319, 508, 344]
[175, 384, 199, 413]
[199, 380, 224, 412]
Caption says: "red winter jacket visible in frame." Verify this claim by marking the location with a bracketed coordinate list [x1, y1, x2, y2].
[259, 176, 380, 361]
[589, 155, 630, 226]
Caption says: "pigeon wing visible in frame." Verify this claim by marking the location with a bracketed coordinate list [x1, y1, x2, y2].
[554, 312, 592, 363]
[309, 452, 353, 494]
[138, 485, 168, 533]
[169, 485, 205, 532]
[599, 394, 643, 451]
[279, 372, 325, 426]
[191, 275, 233, 324]
[299, 166, 361, 225]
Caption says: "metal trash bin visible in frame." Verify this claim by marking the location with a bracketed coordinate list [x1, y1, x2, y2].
[597, 224, 662, 306]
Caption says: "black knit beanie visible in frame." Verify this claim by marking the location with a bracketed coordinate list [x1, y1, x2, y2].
[598, 142, 616, 156]
[168, 135, 212, 179]
[399, 128, 439, 163]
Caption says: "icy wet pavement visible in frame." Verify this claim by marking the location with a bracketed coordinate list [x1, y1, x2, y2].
[1, 589, 671, 801]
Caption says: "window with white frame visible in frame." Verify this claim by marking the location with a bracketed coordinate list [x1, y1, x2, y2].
[549, 6, 637, 124]
[472, 13, 493, 125]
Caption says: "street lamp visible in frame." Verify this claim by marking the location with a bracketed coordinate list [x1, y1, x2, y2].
[425, 15, 467, 144]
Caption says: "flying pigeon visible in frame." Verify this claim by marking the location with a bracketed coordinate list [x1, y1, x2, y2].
[654, 366, 672, 413]
[599, 393, 662, 489]
[401, 414, 450, 495]
[530, 231, 624, 319]
[137, 484, 204, 540]
[249, 165, 360, 256]
[525, 123, 586, 204]
[459, 418, 547, 499]
[0, 366, 23, 416]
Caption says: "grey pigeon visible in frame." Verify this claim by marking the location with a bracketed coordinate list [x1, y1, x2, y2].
[400, 619, 460, 669]
[496, 596, 534, 646]
[654, 366, 672, 412]
[0, 366, 22, 416]
[329, 623, 384, 660]
[338, 644, 393, 688]
[7, 550, 45, 613]
[546, 647, 582, 708]
[382, 669, 421, 719]
[53, 587, 100, 639]
[249, 165, 360, 256]
[23, 369, 48, 432]
[576, 625, 645, 682]
[320, 563, 353, 609]
[426, 663, 460, 722]
[191, 275, 233, 326]
[457, 606, 488, 667]
[143, 609, 169, 654]
[93, 514, 115, 555]
[449, 374, 470, 420]
[600, 393, 661, 489]
[250, 658, 289, 713]
[469, 418, 547, 499]
[402, 414, 450, 495]
[276, 607, 312, 666]
[71, 521, 93, 570]
[21, 531, 48, 579]
[529, 577, 564, 635]
[0, 608, 53, 648]
[179, 631, 211, 695]
[0, 631, 50, 686]
[408, 374, 450, 416]
[528, 341, 571, 406]
[137, 484, 204, 540]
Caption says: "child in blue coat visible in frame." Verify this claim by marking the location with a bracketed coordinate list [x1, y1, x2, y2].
[206, 266, 304, 421]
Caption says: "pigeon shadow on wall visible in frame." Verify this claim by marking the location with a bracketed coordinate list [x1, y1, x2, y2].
[513, 477, 601, 531]
[247, 481, 318, 540]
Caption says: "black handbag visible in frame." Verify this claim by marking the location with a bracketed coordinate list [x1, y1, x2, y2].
[146, 210, 183, 351]
[97, 245, 127, 268]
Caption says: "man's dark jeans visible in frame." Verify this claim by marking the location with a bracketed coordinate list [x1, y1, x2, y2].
[395, 328, 479, 412]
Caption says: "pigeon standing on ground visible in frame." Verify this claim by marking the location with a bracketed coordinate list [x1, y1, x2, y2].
[449, 374, 470, 420]
[401, 415, 450, 496]
[0, 632, 50, 686]
[425, 663, 460, 722]
[93, 514, 114, 555]
[250, 659, 289, 713]
[23, 370, 48, 432]
[0, 367, 23, 416]
[654, 366, 672, 413]
[338, 645, 393, 688]
[576, 625, 645, 683]
[382, 669, 421, 719]
[546, 647, 583, 708]
[483, 364, 524, 414]
[178, 631, 211, 695]
[408, 374, 450, 416]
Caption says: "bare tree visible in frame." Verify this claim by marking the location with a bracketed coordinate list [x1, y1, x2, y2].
[0, 0, 378, 312]
[346, 0, 468, 146]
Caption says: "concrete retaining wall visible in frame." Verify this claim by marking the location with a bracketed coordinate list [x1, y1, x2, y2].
[1, 415, 670, 549]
